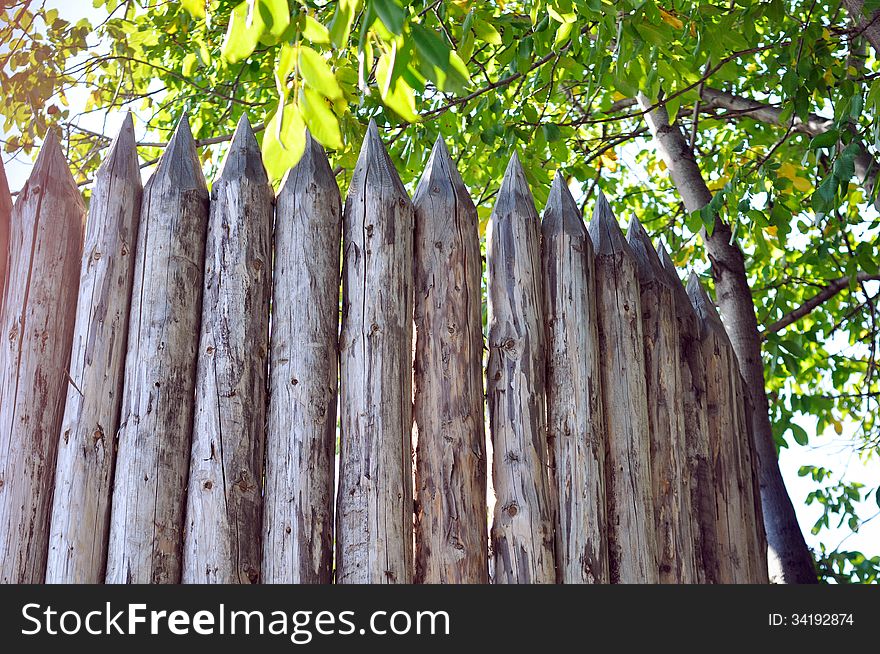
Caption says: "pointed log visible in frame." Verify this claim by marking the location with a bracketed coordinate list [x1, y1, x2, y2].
[0, 130, 85, 583]
[687, 273, 751, 584]
[412, 138, 487, 584]
[657, 243, 720, 584]
[0, 157, 11, 314]
[541, 173, 608, 584]
[627, 218, 696, 584]
[46, 115, 143, 583]
[587, 192, 658, 583]
[486, 154, 556, 584]
[105, 117, 209, 584]
[337, 120, 414, 584]
[263, 130, 340, 584]
[182, 115, 273, 584]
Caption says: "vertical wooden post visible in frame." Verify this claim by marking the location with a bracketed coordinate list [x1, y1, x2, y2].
[687, 273, 749, 584]
[626, 218, 697, 584]
[541, 173, 608, 584]
[46, 115, 142, 583]
[0, 130, 85, 583]
[337, 120, 414, 584]
[412, 138, 488, 584]
[105, 117, 209, 584]
[182, 116, 272, 584]
[486, 154, 556, 584]
[263, 131, 341, 584]
[656, 243, 720, 584]
[587, 192, 657, 583]
[0, 156, 11, 314]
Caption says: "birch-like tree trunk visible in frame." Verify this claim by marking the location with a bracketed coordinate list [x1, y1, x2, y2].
[412, 138, 488, 584]
[0, 130, 84, 583]
[263, 132, 340, 584]
[46, 115, 142, 583]
[105, 118, 209, 584]
[182, 116, 272, 584]
[657, 243, 720, 584]
[541, 173, 607, 584]
[487, 154, 556, 584]
[337, 120, 414, 584]
[587, 192, 658, 584]
[626, 218, 696, 584]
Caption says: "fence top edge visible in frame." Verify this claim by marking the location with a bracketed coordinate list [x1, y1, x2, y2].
[148, 114, 208, 194]
[278, 130, 337, 200]
[542, 172, 588, 241]
[215, 114, 268, 186]
[587, 190, 631, 258]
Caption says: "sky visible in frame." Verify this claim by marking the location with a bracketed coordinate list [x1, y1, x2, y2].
[2, 0, 878, 568]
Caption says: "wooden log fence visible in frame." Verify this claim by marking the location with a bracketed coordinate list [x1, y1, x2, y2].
[0, 113, 769, 584]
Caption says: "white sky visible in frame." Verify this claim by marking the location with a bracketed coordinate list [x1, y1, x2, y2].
[3, 0, 878, 569]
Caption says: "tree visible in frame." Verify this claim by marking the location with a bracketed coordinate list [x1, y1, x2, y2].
[2, 0, 879, 583]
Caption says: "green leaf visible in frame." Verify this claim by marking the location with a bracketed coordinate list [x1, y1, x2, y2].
[303, 15, 330, 44]
[259, 0, 290, 39]
[371, 0, 405, 35]
[182, 52, 198, 77]
[329, 0, 357, 49]
[181, 0, 205, 19]
[262, 100, 306, 182]
[376, 50, 418, 122]
[473, 18, 502, 45]
[299, 46, 343, 100]
[790, 423, 809, 446]
[274, 42, 296, 97]
[221, 1, 265, 64]
[809, 129, 839, 149]
[301, 87, 343, 150]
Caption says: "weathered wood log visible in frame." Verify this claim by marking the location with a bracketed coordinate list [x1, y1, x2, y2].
[0, 130, 85, 583]
[587, 192, 658, 584]
[656, 243, 720, 584]
[337, 120, 414, 584]
[741, 386, 770, 583]
[46, 115, 142, 583]
[626, 218, 696, 584]
[413, 137, 488, 584]
[486, 154, 556, 584]
[0, 156, 11, 315]
[105, 117, 209, 584]
[263, 131, 340, 584]
[541, 172, 607, 584]
[182, 116, 272, 584]
[687, 273, 749, 584]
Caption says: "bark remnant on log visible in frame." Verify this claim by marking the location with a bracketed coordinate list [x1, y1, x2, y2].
[413, 137, 488, 584]
[105, 117, 209, 584]
[337, 120, 414, 584]
[47, 115, 142, 583]
[0, 157, 11, 315]
[626, 218, 696, 584]
[541, 172, 608, 584]
[587, 192, 658, 584]
[656, 243, 720, 584]
[0, 130, 85, 583]
[183, 116, 273, 584]
[486, 153, 556, 584]
[263, 131, 341, 584]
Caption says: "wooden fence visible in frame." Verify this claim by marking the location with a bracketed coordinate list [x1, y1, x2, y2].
[0, 113, 769, 584]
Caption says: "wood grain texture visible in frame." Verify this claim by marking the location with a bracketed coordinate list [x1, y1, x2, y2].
[412, 138, 488, 584]
[626, 218, 696, 584]
[657, 243, 720, 584]
[337, 120, 414, 584]
[587, 192, 658, 584]
[541, 173, 608, 584]
[105, 118, 209, 584]
[486, 154, 556, 584]
[0, 130, 85, 583]
[46, 115, 142, 583]
[263, 131, 341, 584]
[687, 273, 749, 584]
[182, 116, 273, 584]
[0, 157, 11, 316]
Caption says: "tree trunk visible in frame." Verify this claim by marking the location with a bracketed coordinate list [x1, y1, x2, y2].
[587, 192, 658, 584]
[486, 154, 556, 584]
[0, 156, 11, 315]
[263, 132, 340, 584]
[412, 138, 488, 584]
[627, 218, 696, 584]
[541, 173, 608, 584]
[182, 116, 272, 584]
[0, 130, 84, 583]
[657, 244, 721, 584]
[46, 115, 142, 583]
[105, 118, 209, 584]
[637, 93, 816, 583]
[843, 1, 880, 57]
[337, 120, 414, 584]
